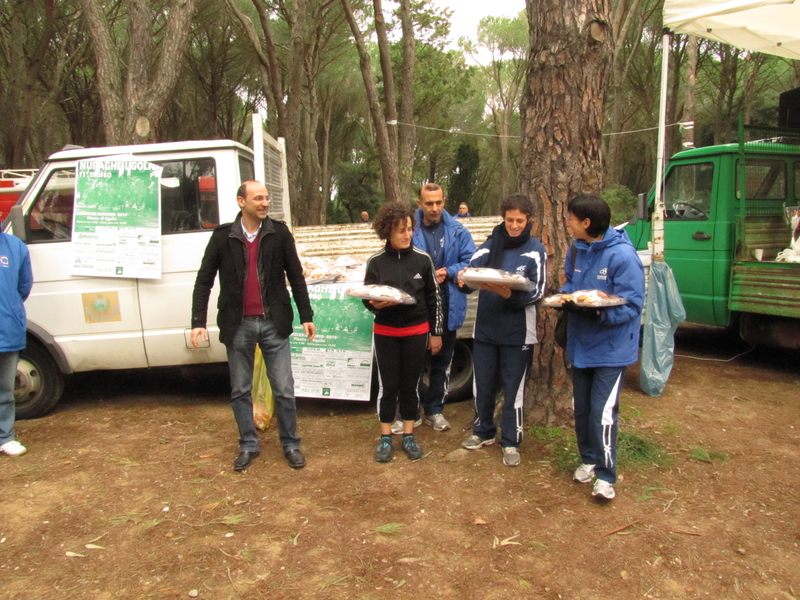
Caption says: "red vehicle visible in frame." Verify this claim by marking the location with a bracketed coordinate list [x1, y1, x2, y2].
[0, 169, 37, 221]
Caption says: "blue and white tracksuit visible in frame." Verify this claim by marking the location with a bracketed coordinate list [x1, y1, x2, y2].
[560, 226, 645, 483]
[467, 234, 547, 448]
[412, 209, 476, 416]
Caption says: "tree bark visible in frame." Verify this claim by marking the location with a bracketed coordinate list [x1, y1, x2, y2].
[80, 0, 196, 145]
[520, 0, 612, 425]
[372, 0, 398, 157]
[397, 0, 416, 201]
[340, 0, 400, 203]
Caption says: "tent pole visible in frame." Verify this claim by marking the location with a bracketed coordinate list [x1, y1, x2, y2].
[653, 30, 672, 261]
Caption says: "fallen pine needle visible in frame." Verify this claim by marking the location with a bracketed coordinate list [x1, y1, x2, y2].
[219, 548, 245, 561]
[600, 521, 639, 537]
[659, 527, 703, 536]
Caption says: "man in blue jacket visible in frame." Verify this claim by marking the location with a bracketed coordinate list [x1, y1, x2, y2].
[560, 194, 645, 501]
[389, 183, 476, 434]
[0, 221, 33, 457]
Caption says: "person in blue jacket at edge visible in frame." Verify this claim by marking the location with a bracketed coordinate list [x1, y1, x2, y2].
[0, 218, 33, 457]
[560, 193, 645, 501]
[457, 194, 547, 468]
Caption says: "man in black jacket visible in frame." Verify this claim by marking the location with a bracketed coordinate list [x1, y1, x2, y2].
[191, 181, 315, 471]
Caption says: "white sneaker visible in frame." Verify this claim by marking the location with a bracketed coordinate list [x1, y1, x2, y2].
[462, 434, 495, 450]
[592, 479, 615, 500]
[424, 413, 451, 431]
[390, 418, 422, 435]
[502, 446, 521, 467]
[573, 463, 596, 483]
[0, 440, 28, 457]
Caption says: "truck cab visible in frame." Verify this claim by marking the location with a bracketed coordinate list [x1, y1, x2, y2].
[625, 128, 800, 348]
[4, 140, 268, 418]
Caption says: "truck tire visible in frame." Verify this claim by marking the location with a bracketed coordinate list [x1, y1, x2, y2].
[420, 339, 474, 403]
[15, 343, 65, 420]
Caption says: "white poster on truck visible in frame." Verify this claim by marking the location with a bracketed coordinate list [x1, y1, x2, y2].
[290, 283, 374, 401]
[71, 155, 162, 279]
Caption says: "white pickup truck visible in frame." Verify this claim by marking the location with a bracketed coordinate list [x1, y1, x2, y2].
[6, 131, 492, 419]
[5, 135, 291, 419]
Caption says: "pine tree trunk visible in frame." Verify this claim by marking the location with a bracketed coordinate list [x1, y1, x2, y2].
[520, 0, 612, 425]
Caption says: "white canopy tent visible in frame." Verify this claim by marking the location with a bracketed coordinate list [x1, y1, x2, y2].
[652, 0, 800, 257]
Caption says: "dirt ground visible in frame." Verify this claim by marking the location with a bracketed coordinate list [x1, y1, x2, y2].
[1, 324, 799, 600]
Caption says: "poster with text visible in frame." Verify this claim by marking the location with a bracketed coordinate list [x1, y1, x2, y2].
[290, 283, 374, 401]
[72, 155, 163, 279]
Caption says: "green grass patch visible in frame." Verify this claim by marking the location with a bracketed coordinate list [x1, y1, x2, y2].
[528, 426, 670, 473]
[688, 446, 726, 463]
[617, 431, 671, 467]
[372, 523, 404, 534]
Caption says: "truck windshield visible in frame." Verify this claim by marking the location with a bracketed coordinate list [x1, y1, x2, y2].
[664, 162, 713, 220]
[26, 159, 219, 243]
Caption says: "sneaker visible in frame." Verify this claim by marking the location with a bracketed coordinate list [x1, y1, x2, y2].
[390, 417, 422, 435]
[502, 446, 521, 467]
[592, 479, 616, 500]
[573, 463, 596, 484]
[0, 440, 27, 457]
[375, 437, 394, 463]
[424, 413, 451, 431]
[401, 435, 424, 460]
[462, 435, 495, 450]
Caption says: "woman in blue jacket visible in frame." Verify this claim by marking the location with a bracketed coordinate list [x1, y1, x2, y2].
[458, 194, 547, 467]
[560, 194, 645, 501]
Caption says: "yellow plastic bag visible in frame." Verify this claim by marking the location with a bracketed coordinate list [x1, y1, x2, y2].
[252, 346, 274, 430]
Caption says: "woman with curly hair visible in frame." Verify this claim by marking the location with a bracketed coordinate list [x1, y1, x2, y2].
[363, 202, 443, 462]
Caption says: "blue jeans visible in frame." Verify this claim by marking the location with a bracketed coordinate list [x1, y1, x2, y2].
[226, 316, 300, 453]
[572, 366, 625, 484]
[0, 351, 19, 446]
[471, 341, 532, 448]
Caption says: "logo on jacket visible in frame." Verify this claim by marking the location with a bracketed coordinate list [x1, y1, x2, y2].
[597, 267, 608, 281]
[0, 255, 9, 267]
[414, 273, 422, 279]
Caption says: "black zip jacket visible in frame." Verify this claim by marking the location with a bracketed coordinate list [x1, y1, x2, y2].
[192, 213, 313, 345]
[363, 242, 443, 335]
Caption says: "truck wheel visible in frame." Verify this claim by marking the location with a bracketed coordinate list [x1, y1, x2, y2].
[15, 343, 65, 419]
[420, 339, 474, 403]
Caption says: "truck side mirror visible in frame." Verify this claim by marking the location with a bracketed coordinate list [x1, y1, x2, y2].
[8, 204, 27, 243]
[636, 193, 648, 222]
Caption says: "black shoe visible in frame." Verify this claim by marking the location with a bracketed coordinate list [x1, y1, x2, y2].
[284, 448, 306, 469]
[375, 437, 394, 463]
[233, 450, 259, 471]
[402, 434, 424, 460]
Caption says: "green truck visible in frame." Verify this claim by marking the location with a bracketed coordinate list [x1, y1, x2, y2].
[625, 123, 800, 350]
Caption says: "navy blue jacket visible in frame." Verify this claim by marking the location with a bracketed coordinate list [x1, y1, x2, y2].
[0, 232, 33, 352]
[559, 227, 645, 368]
[467, 232, 547, 346]
[412, 209, 476, 331]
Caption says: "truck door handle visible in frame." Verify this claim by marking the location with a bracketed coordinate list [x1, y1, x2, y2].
[692, 232, 712, 241]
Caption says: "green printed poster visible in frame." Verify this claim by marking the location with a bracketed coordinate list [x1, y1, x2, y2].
[72, 155, 163, 279]
[290, 283, 374, 401]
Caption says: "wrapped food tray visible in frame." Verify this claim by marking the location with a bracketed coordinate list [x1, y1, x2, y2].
[461, 268, 535, 291]
[542, 290, 627, 308]
[346, 284, 416, 304]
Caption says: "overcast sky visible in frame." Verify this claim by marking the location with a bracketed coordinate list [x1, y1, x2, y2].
[434, 0, 526, 47]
